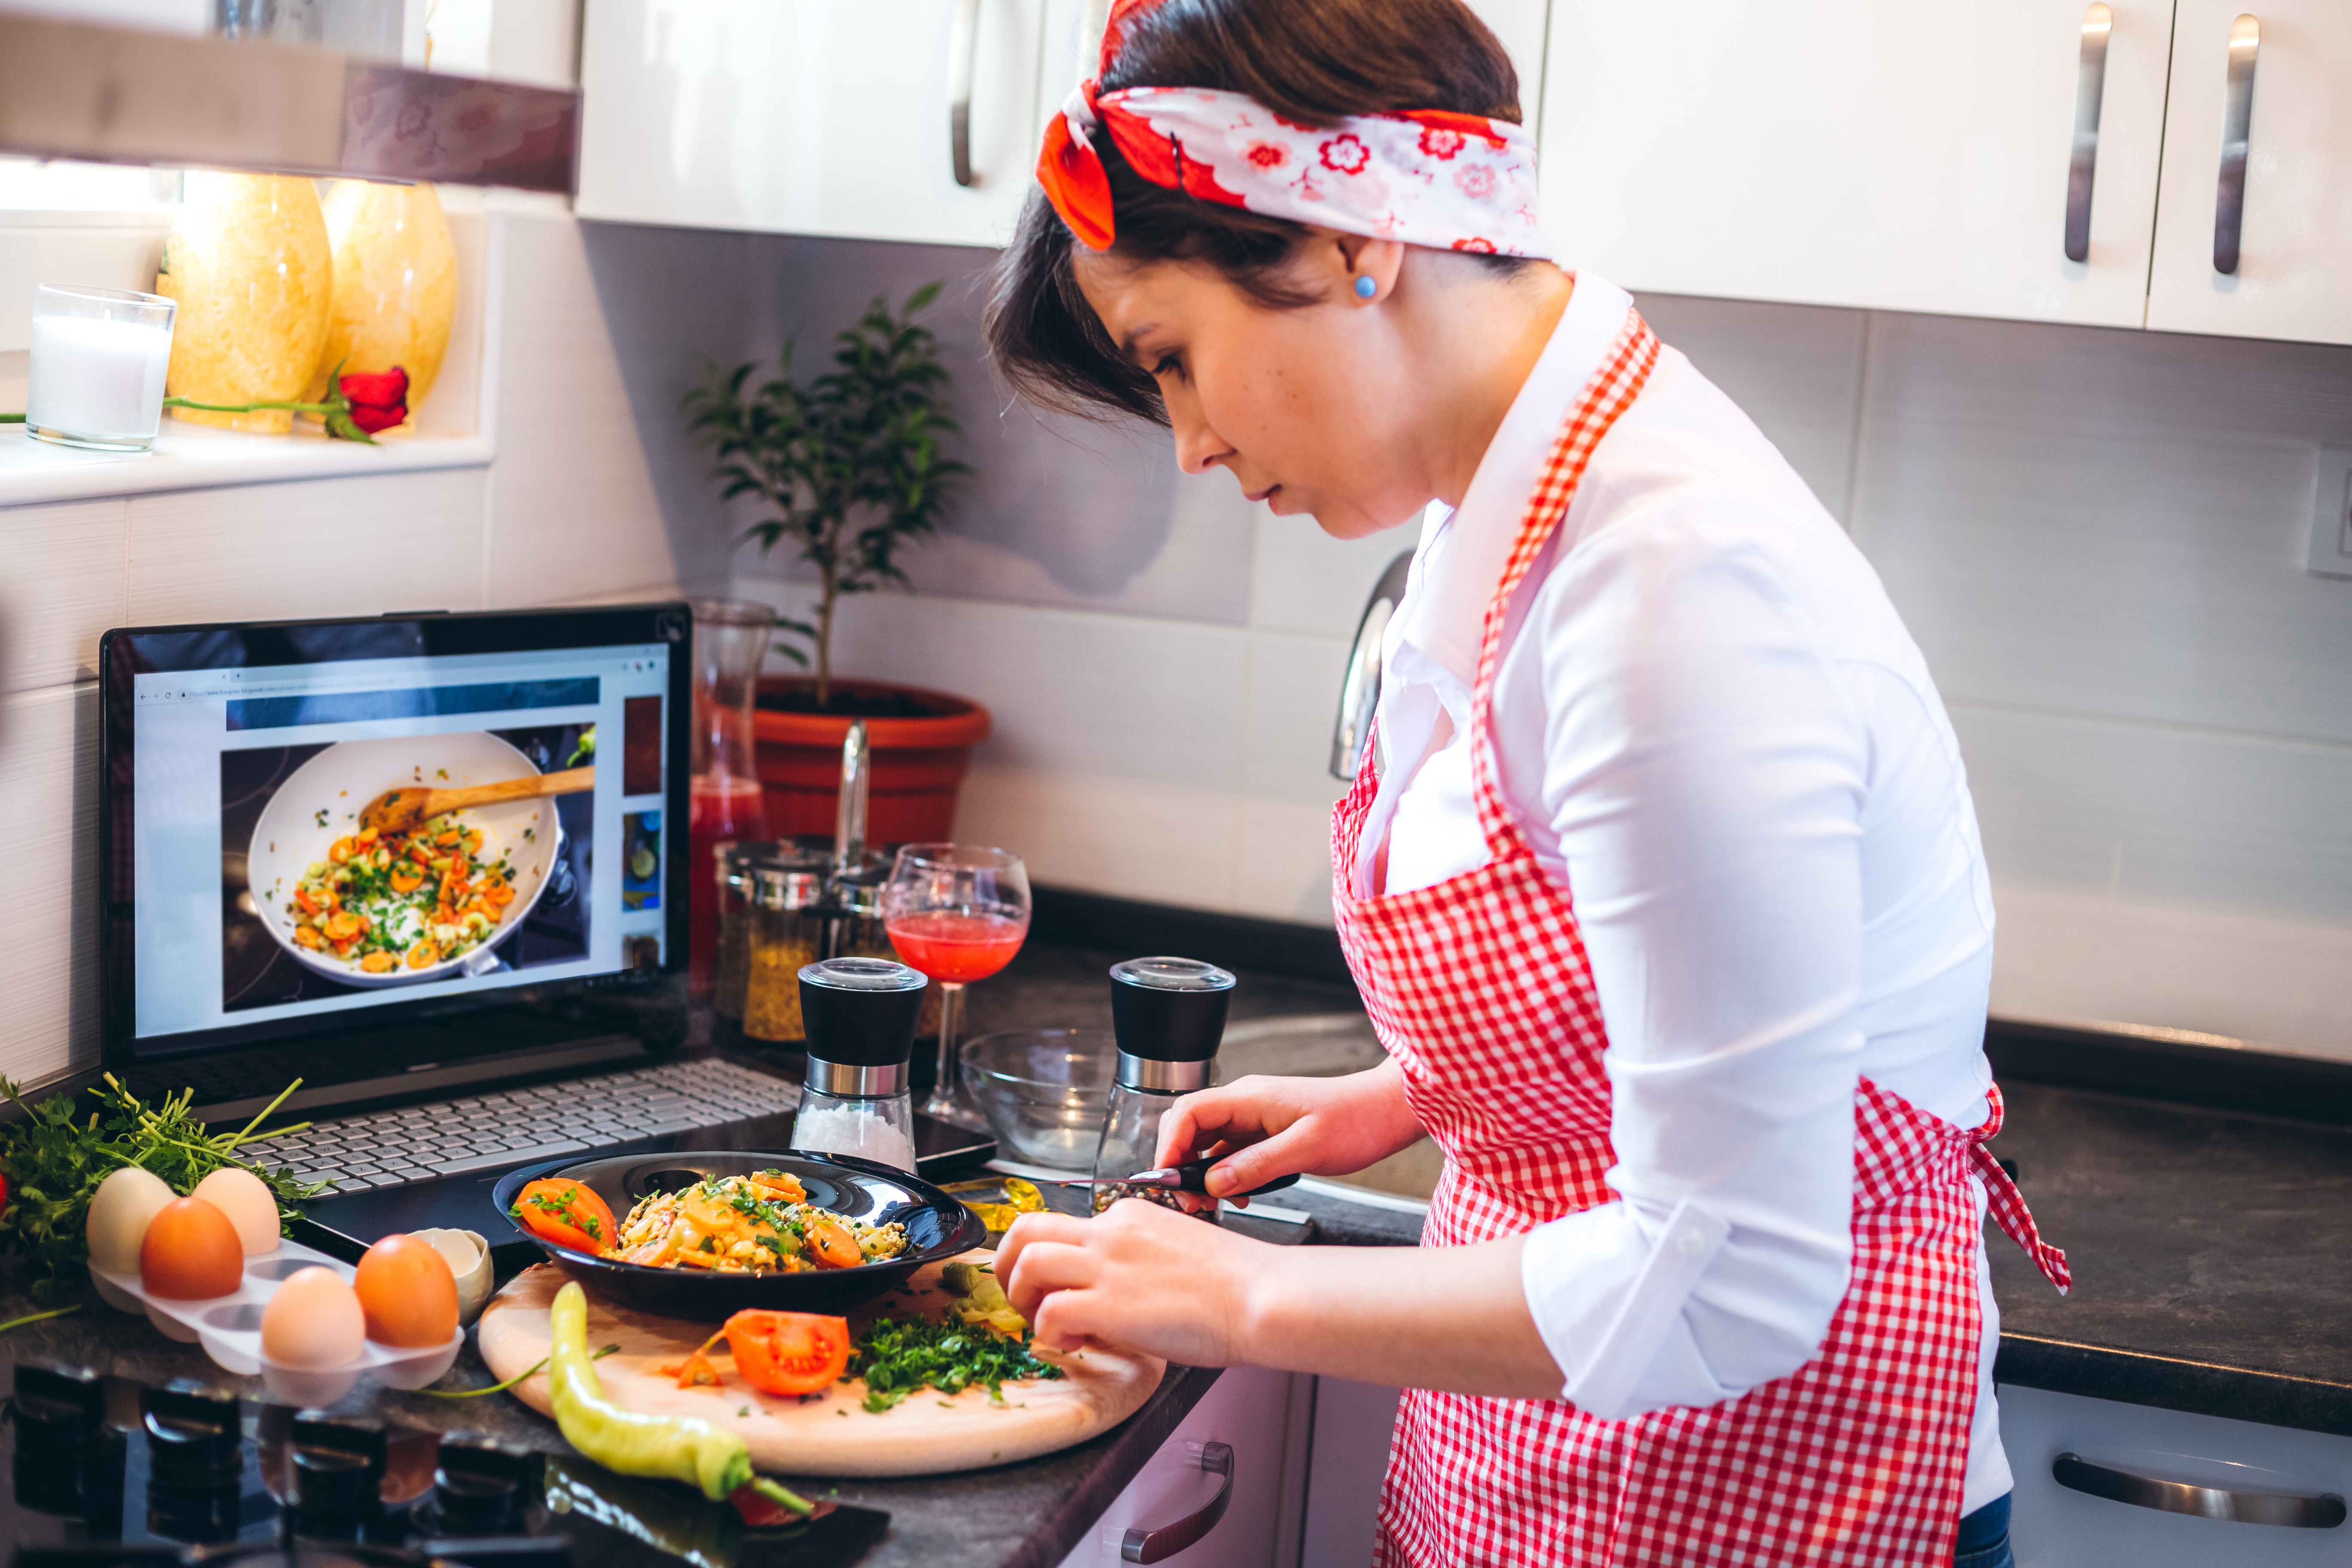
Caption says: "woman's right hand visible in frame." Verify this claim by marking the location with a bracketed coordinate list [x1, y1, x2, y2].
[1155, 1058, 1424, 1201]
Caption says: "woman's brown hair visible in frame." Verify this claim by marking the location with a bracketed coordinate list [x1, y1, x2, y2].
[984, 0, 1528, 426]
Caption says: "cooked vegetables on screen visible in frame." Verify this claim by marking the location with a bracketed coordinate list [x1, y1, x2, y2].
[289, 812, 517, 971]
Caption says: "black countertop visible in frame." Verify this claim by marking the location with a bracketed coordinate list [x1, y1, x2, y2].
[1985, 1065, 2352, 1435]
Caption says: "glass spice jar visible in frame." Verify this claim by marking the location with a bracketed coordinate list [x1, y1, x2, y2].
[827, 856, 944, 1040]
[741, 863, 830, 1043]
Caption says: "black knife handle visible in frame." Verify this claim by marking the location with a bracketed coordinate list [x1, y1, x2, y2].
[1171, 1158, 1301, 1197]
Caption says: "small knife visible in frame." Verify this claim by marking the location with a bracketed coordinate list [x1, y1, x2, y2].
[1053, 1158, 1302, 1200]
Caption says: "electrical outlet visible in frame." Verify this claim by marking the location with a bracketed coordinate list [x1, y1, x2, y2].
[2309, 448, 2352, 579]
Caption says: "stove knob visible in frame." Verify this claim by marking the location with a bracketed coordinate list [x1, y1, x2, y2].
[432, 1432, 538, 1533]
[290, 1409, 387, 1522]
[140, 1380, 243, 1489]
[13, 1361, 106, 1458]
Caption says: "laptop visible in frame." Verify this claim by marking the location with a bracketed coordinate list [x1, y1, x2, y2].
[97, 604, 989, 1254]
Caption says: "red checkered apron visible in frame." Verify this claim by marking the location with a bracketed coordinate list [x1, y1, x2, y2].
[1332, 308, 2069, 1567]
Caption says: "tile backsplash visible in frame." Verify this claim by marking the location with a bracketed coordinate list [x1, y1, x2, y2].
[8, 212, 2352, 1080]
[741, 242, 2352, 1059]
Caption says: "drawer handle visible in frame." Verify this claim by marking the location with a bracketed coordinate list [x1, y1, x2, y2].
[2064, 3, 2112, 263]
[2212, 13, 2260, 275]
[949, 0, 983, 188]
[1121, 1440, 1233, 1563]
[2054, 1452, 2347, 1528]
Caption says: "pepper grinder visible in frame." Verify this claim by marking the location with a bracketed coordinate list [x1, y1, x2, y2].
[790, 956, 927, 1173]
[1091, 956, 1236, 1220]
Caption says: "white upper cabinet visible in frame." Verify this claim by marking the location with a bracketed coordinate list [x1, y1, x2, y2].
[576, 0, 1046, 247]
[1537, 1, 2172, 328]
[2146, 3, 2352, 345]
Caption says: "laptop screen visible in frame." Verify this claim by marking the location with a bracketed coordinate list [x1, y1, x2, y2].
[100, 606, 693, 1071]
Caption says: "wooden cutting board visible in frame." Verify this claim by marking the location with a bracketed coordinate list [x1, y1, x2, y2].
[476, 1253, 1164, 1478]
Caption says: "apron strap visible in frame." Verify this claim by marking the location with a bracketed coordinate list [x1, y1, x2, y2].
[1467, 310, 1662, 857]
[1969, 1084, 2070, 1294]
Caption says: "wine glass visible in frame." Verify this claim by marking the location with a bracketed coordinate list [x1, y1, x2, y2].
[884, 843, 1030, 1129]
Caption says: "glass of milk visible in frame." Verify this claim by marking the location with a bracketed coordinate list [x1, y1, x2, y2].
[26, 285, 178, 452]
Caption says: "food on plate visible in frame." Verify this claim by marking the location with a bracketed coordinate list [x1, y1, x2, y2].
[723, 1310, 852, 1396]
[511, 1178, 618, 1255]
[605, 1171, 907, 1274]
[941, 1260, 1027, 1340]
[547, 1280, 812, 1515]
[288, 812, 518, 971]
[355, 1232, 459, 1346]
[85, 1166, 177, 1275]
[261, 1265, 365, 1368]
[849, 1308, 1064, 1412]
[139, 1197, 245, 1300]
[191, 1167, 280, 1255]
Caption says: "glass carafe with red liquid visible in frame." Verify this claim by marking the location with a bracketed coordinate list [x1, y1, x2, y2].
[687, 598, 775, 995]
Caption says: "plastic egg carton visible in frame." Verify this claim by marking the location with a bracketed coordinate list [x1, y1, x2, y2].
[88, 1239, 462, 1406]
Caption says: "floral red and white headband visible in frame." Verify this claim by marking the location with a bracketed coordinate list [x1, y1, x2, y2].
[1036, 57, 1550, 260]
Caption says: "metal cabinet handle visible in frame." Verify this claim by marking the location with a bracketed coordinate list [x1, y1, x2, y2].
[2213, 13, 2260, 274]
[949, 0, 983, 187]
[1121, 1441, 1233, 1563]
[2055, 1452, 2347, 1528]
[2064, 4, 2113, 262]
[1329, 550, 1414, 782]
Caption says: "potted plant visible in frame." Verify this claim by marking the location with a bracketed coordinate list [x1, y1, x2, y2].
[684, 283, 991, 843]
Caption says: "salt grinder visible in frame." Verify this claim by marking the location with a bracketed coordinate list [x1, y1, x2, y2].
[1091, 956, 1236, 1219]
[790, 956, 927, 1173]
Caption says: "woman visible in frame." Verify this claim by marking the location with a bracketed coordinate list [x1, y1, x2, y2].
[988, 3, 2067, 1564]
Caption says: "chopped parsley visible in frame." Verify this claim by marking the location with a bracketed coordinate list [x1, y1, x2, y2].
[848, 1317, 1064, 1413]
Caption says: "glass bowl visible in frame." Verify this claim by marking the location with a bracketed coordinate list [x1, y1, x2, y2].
[960, 1028, 1117, 1171]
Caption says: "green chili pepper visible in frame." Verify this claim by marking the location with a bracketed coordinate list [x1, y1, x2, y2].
[547, 1281, 811, 1516]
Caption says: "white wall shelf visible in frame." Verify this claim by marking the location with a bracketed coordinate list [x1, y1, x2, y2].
[0, 423, 493, 508]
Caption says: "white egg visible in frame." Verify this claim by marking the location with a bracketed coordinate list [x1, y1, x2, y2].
[260, 1266, 365, 1369]
[86, 1167, 175, 1275]
[191, 1168, 280, 1256]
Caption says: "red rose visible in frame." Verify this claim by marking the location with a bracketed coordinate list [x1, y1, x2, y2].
[1319, 134, 1371, 175]
[339, 367, 410, 435]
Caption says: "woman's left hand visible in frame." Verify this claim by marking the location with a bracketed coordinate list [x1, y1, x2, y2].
[996, 1200, 1264, 1365]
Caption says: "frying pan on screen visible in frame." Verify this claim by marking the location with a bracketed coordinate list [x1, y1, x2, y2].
[245, 734, 561, 989]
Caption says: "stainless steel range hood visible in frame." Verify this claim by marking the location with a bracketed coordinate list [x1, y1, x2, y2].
[0, 12, 580, 193]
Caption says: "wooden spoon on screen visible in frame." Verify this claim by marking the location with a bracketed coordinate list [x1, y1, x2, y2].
[359, 766, 596, 836]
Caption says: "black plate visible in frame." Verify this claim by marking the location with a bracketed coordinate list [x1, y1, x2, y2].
[491, 1150, 989, 1314]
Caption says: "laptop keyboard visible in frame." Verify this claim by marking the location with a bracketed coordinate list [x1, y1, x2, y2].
[251, 1057, 802, 1193]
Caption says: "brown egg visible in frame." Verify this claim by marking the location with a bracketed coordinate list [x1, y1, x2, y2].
[353, 1233, 459, 1347]
[140, 1198, 245, 1301]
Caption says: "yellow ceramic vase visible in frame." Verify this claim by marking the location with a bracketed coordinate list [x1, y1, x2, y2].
[302, 180, 457, 426]
[156, 173, 332, 434]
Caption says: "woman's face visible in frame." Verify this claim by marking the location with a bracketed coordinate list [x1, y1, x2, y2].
[1072, 241, 1430, 541]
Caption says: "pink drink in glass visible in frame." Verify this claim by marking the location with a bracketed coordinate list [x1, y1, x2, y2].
[885, 910, 1028, 984]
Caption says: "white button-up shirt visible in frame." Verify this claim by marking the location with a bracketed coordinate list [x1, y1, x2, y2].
[1360, 276, 2010, 1513]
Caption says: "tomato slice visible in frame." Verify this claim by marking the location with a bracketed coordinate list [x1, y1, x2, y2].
[511, 1178, 618, 1254]
[725, 1310, 851, 1396]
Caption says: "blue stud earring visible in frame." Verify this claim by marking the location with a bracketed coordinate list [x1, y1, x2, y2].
[1354, 275, 1378, 300]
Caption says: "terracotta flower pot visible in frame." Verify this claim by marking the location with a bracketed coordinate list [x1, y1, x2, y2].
[752, 678, 991, 845]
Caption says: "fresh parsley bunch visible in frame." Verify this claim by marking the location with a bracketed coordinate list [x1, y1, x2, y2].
[849, 1315, 1065, 1413]
[0, 1074, 325, 1300]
